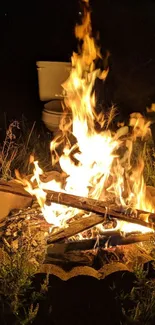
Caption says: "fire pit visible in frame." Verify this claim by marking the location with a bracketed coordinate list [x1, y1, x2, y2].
[0, 176, 155, 281]
[1, 0, 155, 282]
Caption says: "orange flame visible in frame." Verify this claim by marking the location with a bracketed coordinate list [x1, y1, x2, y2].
[18, 0, 154, 237]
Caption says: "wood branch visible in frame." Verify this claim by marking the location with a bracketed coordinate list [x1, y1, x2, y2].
[46, 190, 154, 223]
[47, 212, 154, 244]
[47, 232, 154, 256]
[44, 250, 95, 266]
[46, 190, 155, 243]
[47, 213, 107, 244]
[45, 190, 155, 226]
[47, 231, 120, 254]
[111, 232, 154, 246]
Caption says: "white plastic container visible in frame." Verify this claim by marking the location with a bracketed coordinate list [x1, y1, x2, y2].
[36, 61, 71, 101]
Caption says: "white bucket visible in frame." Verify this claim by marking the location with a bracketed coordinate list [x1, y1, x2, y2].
[42, 100, 71, 132]
[36, 61, 71, 101]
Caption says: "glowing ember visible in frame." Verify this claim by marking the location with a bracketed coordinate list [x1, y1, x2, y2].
[17, 0, 154, 237]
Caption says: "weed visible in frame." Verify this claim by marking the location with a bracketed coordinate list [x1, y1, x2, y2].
[0, 232, 48, 325]
[119, 264, 155, 325]
[0, 118, 52, 180]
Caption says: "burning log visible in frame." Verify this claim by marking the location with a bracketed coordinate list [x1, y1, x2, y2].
[45, 232, 154, 266]
[0, 197, 153, 273]
[46, 190, 155, 244]
[47, 213, 107, 244]
[47, 232, 154, 254]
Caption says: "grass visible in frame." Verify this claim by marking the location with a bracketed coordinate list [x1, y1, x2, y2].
[0, 117, 52, 180]
[0, 117, 52, 324]
[119, 263, 155, 325]
[143, 140, 155, 187]
[0, 118, 52, 324]
[0, 233, 48, 325]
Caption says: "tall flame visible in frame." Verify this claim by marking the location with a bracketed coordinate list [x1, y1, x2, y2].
[18, 0, 154, 236]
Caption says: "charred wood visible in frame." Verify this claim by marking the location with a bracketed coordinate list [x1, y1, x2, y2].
[47, 213, 106, 244]
[45, 190, 155, 232]
[44, 250, 95, 266]
[47, 232, 154, 256]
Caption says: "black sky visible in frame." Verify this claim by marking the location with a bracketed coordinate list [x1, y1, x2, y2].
[1, 0, 155, 125]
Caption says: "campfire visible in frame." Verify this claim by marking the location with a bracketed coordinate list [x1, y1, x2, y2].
[1, 0, 155, 279]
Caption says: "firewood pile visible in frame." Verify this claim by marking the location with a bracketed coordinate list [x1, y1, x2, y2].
[0, 174, 155, 281]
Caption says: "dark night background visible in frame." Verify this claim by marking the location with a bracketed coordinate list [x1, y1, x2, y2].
[1, 1, 155, 324]
[1, 0, 155, 127]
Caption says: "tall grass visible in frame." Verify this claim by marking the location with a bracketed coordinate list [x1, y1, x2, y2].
[119, 264, 155, 325]
[0, 118, 52, 180]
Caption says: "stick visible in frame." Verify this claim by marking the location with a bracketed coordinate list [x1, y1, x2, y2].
[47, 233, 154, 255]
[47, 213, 107, 244]
[46, 190, 155, 238]
[44, 250, 95, 266]
[47, 231, 119, 253]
